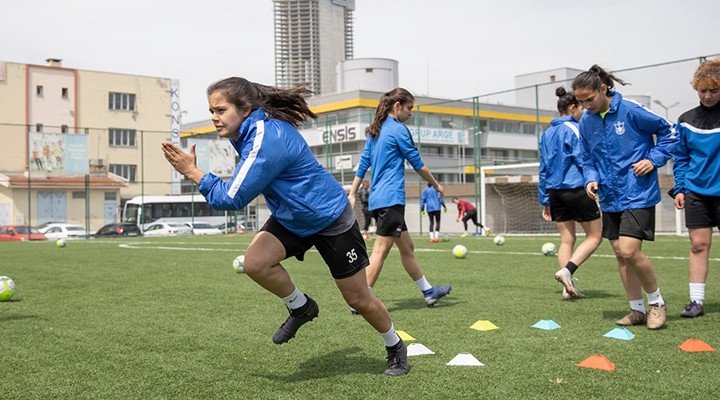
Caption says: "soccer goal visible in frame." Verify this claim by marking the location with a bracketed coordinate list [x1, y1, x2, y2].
[480, 162, 556, 234]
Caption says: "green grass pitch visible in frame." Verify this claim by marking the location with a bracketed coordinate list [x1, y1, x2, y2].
[1, 234, 718, 399]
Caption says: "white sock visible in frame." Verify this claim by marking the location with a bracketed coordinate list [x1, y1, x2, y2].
[428, 232, 433, 239]
[629, 299, 646, 313]
[282, 287, 307, 310]
[415, 276, 432, 292]
[434, 231, 439, 239]
[380, 323, 400, 347]
[689, 283, 705, 305]
[646, 289, 665, 306]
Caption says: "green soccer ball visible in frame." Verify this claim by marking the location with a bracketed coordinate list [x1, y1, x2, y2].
[56, 239, 66, 248]
[232, 255, 245, 273]
[441, 234, 451, 242]
[0, 276, 16, 302]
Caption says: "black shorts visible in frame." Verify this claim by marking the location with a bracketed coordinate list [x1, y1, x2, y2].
[684, 191, 720, 229]
[602, 206, 655, 241]
[373, 205, 407, 237]
[260, 216, 369, 279]
[549, 188, 601, 223]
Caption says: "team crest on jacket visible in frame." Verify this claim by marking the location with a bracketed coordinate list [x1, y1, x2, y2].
[614, 121, 625, 135]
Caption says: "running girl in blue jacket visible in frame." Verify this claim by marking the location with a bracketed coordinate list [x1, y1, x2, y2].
[671, 58, 720, 318]
[161, 77, 408, 376]
[538, 87, 602, 300]
[573, 65, 678, 330]
[348, 88, 452, 308]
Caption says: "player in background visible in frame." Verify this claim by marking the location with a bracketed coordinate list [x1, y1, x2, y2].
[574, 65, 678, 330]
[162, 77, 408, 376]
[420, 182, 447, 242]
[538, 87, 603, 300]
[349, 88, 452, 309]
[670, 58, 720, 318]
[358, 179, 374, 240]
[452, 197, 486, 237]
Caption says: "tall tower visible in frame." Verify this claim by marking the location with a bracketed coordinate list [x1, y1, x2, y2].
[273, 0, 354, 95]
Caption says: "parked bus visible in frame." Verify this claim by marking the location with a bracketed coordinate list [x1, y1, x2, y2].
[121, 195, 248, 232]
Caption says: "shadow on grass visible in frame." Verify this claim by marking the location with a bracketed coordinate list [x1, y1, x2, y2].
[573, 289, 616, 299]
[386, 297, 459, 313]
[257, 347, 381, 382]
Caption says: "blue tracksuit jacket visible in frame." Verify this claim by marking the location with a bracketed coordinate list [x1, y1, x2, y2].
[672, 101, 720, 197]
[538, 116, 585, 206]
[356, 117, 425, 211]
[579, 93, 677, 212]
[421, 186, 445, 213]
[198, 108, 347, 237]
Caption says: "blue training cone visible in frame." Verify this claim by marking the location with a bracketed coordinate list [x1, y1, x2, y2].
[603, 327, 635, 341]
[531, 319, 561, 330]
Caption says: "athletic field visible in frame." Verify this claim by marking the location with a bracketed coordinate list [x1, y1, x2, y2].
[1, 234, 717, 399]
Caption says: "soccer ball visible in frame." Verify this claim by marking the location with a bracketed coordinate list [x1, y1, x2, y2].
[493, 235, 506, 246]
[542, 242, 557, 256]
[232, 255, 245, 273]
[0, 276, 16, 302]
[452, 244, 467, 259]
[441, 234, 451, 242]
[56, 239, 66, 248]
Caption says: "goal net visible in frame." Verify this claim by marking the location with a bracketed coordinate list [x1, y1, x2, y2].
[480, 162, 555, 234]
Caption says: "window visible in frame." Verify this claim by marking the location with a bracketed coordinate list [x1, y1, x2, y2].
[36, 123, 43, 132]
[104, 192, 116, 201]
[72, 191, 86, 199]
[108, 92, 136, 111]
[61, 125, 69, 133]
[62, 88, 69, 98]
[36, 85, 44, 96]
[110, 164, 137, 182]
[109, 128, 136, 147]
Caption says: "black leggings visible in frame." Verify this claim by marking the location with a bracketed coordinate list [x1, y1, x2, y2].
[428, 211, 441, 232]
[462, 209, 484, 231]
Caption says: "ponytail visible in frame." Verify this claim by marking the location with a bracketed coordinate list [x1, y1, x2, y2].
[555, 86, 579, 115]
[366, 88, 414, 138]
[572, 64, 629, 96]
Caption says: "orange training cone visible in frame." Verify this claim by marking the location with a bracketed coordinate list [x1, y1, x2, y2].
[576, 354, 615, 371]
[679, 339, 716, 353]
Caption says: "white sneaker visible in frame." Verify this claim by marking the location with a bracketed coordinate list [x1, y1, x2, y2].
[562, 287, 584, 300]
[555, 268, 580, 298]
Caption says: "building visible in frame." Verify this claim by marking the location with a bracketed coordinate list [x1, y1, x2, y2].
[273, 0, 355, 95]
[0, 59, 176, 229]
[514, 67, 585, 111]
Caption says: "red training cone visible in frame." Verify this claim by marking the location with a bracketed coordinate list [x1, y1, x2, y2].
[679, 339, 715, 353]
[576, 354, 615, 371]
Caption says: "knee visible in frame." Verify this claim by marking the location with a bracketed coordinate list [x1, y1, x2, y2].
[241, 255, 269, 277]
[615, 247, 638, 261]
[690, 241, 710, 255]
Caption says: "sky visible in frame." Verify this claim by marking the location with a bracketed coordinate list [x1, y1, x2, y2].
[2, 0, 719, 123]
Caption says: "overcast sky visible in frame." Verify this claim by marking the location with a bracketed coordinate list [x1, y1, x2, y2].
[2, 0, 718, 123]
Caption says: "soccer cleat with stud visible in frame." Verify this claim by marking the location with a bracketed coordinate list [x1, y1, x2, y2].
[424, 284, 452, 307]
[272, 295, 319, 344]
[384, 340, 409, 376]
[616, 309, 647, 326]
[554, 268, 580, 298]
[680, 301, 704, 318]
[647, 303, 667, 330]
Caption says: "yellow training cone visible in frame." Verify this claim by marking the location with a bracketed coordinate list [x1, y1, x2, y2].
[470, 320, 499, 331]
[396, 330, 416, 341]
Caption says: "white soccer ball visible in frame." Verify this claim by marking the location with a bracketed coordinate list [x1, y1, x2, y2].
[56, 239, 66, 248]
[493, 235, 505, 246]
[542, 242, 557, 256]
[232, 255, 245, 273]
[452, 244, 467, 259]
[0, 276, 16, 302]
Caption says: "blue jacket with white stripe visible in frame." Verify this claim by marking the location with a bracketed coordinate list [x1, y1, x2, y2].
[198, 108, 348, 237]
[356, 117, 425, 211]
[672, 101, 720, 197]
[579, 92, 677, 212]
[538, 116, 584, 206]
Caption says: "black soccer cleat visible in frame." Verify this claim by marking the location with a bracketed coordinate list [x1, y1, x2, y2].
[384, 339, 409, 376]
[272, 295, 319, 344]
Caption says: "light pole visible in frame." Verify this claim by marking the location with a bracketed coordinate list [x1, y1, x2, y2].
[653, 99, 680, 120]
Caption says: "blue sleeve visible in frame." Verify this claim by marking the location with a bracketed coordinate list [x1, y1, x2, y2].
[398, 126, 425, 171]
[420, 188, 427, 211]
[355, 137, 371, 179]
[580, 124, 599, 186]
[672, 123, 689, 196]
[199, 128, 288, 210]
[538, 134, 549, 205]
[633, 107, 678, 168]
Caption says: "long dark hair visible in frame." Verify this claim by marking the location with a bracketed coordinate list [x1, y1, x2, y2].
[207, 77, 317, 127]
[572, 65, 629, 96]
[555, 86, 579, 114]
[366, 88, 414, 138]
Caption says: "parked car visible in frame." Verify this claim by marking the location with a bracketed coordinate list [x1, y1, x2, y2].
[183, 222, 223, 235]
[141, 222, 192, 237]
[95, 223, 142, 237]
[215, 222, 246, 234]
[0, 225, 48, 241]
[39, 223, 93, 240]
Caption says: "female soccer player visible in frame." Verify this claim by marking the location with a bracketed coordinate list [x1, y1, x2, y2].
[161, 77, 408, 375]
[574, 65, 677, 329]
[348, 88, 452, 308]
[671, 58, 720, 318]
[421, 182, 447, 242]
[538, 87, 602, 300]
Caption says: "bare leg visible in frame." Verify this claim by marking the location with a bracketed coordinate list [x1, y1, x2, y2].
[336, 270, 392, 332]
[688, 227, 711, 283]
[394, 231, 424, 281]
[365, 235, 395, 288]
[242, 231, 295, 298]
[610, 238, 647, 300]
[555, 221, 577, 269]
[569, 218, 603, 266]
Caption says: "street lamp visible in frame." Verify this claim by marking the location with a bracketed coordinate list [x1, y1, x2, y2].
[653, 99, 680, 120]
